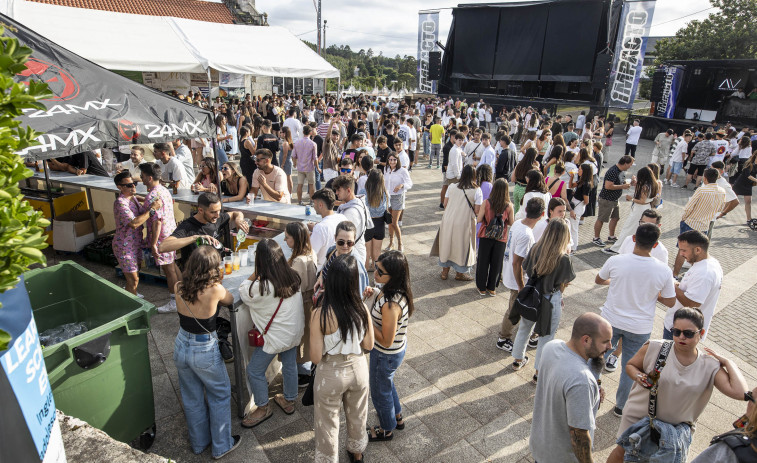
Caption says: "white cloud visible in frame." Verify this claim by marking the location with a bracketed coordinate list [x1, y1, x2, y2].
[256, 0, 714, 58]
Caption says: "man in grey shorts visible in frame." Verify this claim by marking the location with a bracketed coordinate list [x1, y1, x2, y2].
[592, 155, 635, 247]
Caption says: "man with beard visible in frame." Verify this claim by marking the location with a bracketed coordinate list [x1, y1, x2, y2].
[158, 192, 249, 269]
[595, 223, 677, 418]
[530, 313, 613, 463]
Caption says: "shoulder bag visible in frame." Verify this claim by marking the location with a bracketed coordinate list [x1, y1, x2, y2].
[178, 296, 233, 362]
[302, 337, 339, 406]
[511, 273, 544, 323]
[248, 297, 284, 347]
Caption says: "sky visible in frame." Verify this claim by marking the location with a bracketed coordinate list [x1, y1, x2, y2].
[255, 0, 715, 58]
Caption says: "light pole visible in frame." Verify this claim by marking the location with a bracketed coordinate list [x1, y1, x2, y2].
[316, 0, 322, 55]
[323, 20, 327, 56]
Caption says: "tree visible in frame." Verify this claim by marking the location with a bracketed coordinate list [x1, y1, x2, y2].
[0, 26, 53, 350]
[652, 0, 757, 64]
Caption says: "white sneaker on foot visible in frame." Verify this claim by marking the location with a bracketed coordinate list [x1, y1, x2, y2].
[157, 298, 177, 314]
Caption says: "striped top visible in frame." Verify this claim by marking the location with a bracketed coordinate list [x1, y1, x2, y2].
[370, 292, 410, 354]
[682, 183, 725, 232]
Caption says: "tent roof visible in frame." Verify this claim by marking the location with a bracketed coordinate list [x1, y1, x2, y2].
[3, 0, 340, 78]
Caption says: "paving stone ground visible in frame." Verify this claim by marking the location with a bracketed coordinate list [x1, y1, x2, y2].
[49, 131, 757, 462]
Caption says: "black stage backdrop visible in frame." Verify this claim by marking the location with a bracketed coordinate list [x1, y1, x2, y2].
[448, 0, 610, 83]
[1, 13, 215, 160]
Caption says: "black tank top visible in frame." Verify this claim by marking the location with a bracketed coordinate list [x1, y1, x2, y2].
[178, 311, 217, 334]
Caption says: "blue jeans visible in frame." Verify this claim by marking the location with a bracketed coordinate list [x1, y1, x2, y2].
[316, 160, 323, 189]
[173, 328, 233, 458]
[422, 132, 430, 155]
[247, 346, 298, 406]
[512, 291, 562, 371]
[369, 348, 405, 431]
[604, 327, 650, 410]
[215, 145, 229, 166]
[663, 327, 673, 340]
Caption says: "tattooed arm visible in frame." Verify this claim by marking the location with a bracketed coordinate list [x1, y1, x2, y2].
[569, 426, 594, 463]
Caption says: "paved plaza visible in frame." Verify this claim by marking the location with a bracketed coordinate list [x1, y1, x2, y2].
[49, 133, 757, 462]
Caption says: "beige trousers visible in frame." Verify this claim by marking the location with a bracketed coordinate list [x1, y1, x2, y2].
[314, 353, 369, 463]
[499, 289, 520, 339]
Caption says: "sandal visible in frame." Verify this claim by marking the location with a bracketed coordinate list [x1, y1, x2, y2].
[441, 268, 450, 280]
[273, 393, 295, 415]
[395, 414, 405, 430]
[455, 272, 474, 281]
[347, 451, 364, 463]
[512, 356, 529, 371]
[241, 404, 272, 428]
[367, 425, 393, 442]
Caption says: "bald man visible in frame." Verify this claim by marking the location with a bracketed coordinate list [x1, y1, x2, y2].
[530, 313, 613, 463]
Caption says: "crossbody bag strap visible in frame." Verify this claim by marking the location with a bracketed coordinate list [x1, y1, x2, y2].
[262, 298, 284, 335]
[178, 293, 217, 340]
[648, 340, 673, 420]
[462, 189, 476, 215]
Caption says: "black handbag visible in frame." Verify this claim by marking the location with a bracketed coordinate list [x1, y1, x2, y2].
[383, 210, 392, 224]
[301, 364, 317, 406]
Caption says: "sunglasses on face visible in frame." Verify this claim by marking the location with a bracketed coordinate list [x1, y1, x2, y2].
[119, 182, 136, 188]
[374, 267, 387, 277]
[336, 239, 355, 247]
[222, 166, 231, 171]
[340, 168, 352, 173]
[671, 328, 698, 339]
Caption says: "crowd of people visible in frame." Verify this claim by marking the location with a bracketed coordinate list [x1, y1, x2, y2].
[52, 90, 757, 462]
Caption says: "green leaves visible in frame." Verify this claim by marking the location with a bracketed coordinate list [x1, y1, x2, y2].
[653, 0, 757, 65]
[0, 25, 52, 337]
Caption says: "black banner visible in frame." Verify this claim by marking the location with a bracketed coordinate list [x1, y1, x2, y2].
[2, 13, 215, 160]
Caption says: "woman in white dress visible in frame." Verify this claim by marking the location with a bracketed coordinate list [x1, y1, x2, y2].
[606, 166, 658, 254]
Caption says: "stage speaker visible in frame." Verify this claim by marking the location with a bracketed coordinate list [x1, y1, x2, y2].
[650, 69, 667, 101]
[429, 51, 442, 80]
[591, 53, 612, 89]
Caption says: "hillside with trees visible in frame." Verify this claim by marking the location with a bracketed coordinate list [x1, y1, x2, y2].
[303, 40, 418, 91]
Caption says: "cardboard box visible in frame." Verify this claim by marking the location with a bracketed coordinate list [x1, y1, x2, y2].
[53, 210, 105, 252]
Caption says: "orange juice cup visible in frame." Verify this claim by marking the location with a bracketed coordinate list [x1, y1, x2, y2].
[224, 256, 233, 275]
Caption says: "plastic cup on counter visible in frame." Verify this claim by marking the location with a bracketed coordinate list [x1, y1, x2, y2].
[246, 192, 255, 204]
[232, 252, 241, 271]
[223, 256, 233, 275]
[239, 249, 248, 267]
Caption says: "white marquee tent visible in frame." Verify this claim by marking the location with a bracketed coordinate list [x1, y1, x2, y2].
[1, 0, 340, 78]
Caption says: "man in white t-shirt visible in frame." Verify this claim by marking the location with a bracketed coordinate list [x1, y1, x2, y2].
[595, 223, 676, 416]
[309, 188, 346, 270]
[663, 230, 722, 340]
[464, 129, 486, 166]
[617, 209, 669, 263]
[116, 146, 147, 181]
[283, 108, 303, 141]
[625, 119, 642, 161]
[172, 139, 195, 185]
[496, 197, 546, 352]
[665, 131, 692, 186]
[153, 143, 189, 190]
[478, 133, 496, 168]
[710, 131, 729, 166]
[406, 118, 418, 171]
[711, 161, 740, 219]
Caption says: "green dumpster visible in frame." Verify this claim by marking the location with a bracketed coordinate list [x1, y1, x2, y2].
[24, 261, 157, 448]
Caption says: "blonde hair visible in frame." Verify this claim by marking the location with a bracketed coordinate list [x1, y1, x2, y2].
[531, 219, 570, 277]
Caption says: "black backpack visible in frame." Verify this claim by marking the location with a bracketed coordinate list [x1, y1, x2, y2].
[512, 274, 544, 322]
[484, 212, 506, 240]
[495, 148, 516, 180]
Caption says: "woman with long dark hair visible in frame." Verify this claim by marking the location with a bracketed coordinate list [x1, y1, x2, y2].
[366, 251, 415, 443]
[220, 161, 249, 203]
[192, 157, 219, 194]
[575, 147, 600, 219]
[510, 219, 575, 379]
[310, 254, 375, 463]
[238, 126, 256, 185]
[214, 114, 230, 165]
[511, 147, 540, 214]
[535, 130, 552, 164]
[733, 149, 757, 224]
[568, 163, 593, 252]
[363, 169, 389, 271]
[284, 222, 318, 381]
[606, 166, 659, 254]
[476, 178, 514, 295]
[515, 169, 551, 220]
[173, 246, 240, 459]
[239, 239, 304, 428]
[432, 164, 482, 281]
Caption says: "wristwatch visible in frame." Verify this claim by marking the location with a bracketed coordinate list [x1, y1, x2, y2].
[149, 209, 156, 217]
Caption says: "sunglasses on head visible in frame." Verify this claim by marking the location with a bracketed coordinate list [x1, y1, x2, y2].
[119, 182, 136, 188]
[336, 239, 354, 247]
[671, 328, 698, 339]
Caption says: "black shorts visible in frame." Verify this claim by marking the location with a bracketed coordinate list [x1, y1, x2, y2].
[688, 163, 706, 176]
[364, 216, 385, 241]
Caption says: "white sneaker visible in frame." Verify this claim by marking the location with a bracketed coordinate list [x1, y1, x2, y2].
[398, 220, 403, 226]
[605, 354, 619, 372]
[137, 293, 145, 299]
[157, 298, 177, 314]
